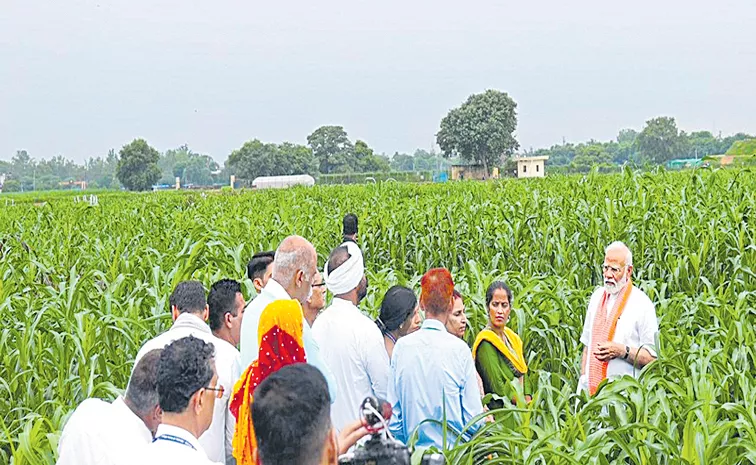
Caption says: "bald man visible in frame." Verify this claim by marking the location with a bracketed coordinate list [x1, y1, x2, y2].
[239, 235, 337, 401]
[578, 241, 659, 395]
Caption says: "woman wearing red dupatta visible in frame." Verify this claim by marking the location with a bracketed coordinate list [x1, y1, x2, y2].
[230, 299, 306, 465]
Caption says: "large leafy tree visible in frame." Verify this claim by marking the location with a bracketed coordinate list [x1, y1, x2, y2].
[226, 140, 316, 181]
[436, 89, 519, 175]
[116, 139, 161, 191]
[635, 117, 685, 164]
[307, 126, 353, 174]
[571, 144, 613, 173]
[353, 140, 390, 172]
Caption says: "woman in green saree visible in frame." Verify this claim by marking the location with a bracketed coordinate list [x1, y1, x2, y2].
[472, 281, 529, 409]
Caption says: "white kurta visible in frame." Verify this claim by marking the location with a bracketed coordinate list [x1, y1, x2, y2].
[134, 313, 241, 465]
[312, 298, 390, 432]
[57, 396, 151, 465]
[578, 286, 659, 393]
[142, 424, 221, 465]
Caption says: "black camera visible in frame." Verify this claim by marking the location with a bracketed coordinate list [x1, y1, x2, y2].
[338, 397, 444, 465]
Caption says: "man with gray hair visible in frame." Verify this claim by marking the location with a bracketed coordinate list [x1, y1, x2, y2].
[57, 349, 163, 465]
[578, 241, 659, 395]
[239, 235, 337, 401]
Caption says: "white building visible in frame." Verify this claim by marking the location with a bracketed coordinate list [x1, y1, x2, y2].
[252, 174, 315, 189]
[516, 156, 549, 178]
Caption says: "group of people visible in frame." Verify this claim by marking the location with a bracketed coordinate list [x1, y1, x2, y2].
[56, 213, 660, 465]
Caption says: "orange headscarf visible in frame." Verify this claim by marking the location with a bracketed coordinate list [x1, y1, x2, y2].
[230, 299, 306, 464]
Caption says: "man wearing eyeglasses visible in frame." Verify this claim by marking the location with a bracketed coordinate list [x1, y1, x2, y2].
[135, 281, 242, 465]
[304, 270, 327, 327]
[146, 336, 224, 465]
[578, 241, 659, 395]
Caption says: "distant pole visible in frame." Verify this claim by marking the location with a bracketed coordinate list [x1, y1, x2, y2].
[230, 175, 236, 189]
[175, 177, 180, 190]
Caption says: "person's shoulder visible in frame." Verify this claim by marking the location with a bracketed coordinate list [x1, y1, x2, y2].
[209, 334, 240, 359]
[630, 286, 656, 312]
[447, 332, 473, 353]
[73, 397, 111, 417]
[589, 286, 605, 301]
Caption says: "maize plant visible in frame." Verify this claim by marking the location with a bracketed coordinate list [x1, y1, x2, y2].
[0, 167, 754, 464]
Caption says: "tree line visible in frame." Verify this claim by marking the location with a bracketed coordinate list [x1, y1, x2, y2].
[2, 89, 754, 191]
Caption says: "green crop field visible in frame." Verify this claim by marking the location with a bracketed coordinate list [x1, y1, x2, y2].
[1, 168, 755, 464]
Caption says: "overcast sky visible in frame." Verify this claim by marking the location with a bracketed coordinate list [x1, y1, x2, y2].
[1, 0, 755, 163]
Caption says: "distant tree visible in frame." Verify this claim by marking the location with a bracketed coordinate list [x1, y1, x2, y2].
[726, 138, 756, 155]
[571, 144, 613, 173]
[116, 139, 161, 191]
[635, 117, 685, 164]
[1, 179, 20, 192]
[390, 152, 415, 171]
[353, 140, 390, 172]
[307, 126, 354, 174]
[719, 133, 753, 154]
[436, 89, 519, 175]
[617, 129, 639, 144]
[226, 140, 316, 181]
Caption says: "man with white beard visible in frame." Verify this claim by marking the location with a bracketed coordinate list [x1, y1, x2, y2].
[578, 241, 659, 395]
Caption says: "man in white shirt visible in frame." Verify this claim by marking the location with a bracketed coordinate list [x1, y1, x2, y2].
[247, 251, 274, 294]
[312, 242, 390, 432]
[57, 349, 163, 465]
[146, 336, 224, 465]
[208, 279, 245, 349]
[135, 281, 241, 465]
[239, 235, 337, 401]
[578, 241, 659, 395]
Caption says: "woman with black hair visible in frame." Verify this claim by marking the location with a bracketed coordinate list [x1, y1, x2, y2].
[472, 281, 530, 408]
[375, 285, 422, 359]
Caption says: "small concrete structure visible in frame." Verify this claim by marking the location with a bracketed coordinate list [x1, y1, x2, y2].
[252, 174, 315, 190]
[451, 164, 487, 181]
[516, 156, 549, 178]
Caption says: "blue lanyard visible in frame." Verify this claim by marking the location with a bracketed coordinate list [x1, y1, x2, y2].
[153, 434, 197, 451]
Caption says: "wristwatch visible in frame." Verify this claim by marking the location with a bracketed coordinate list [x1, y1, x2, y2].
[623, 345, 630, 360]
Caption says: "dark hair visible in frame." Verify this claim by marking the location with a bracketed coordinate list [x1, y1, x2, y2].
[247, 251, 275, 281]
[169, 281, 207, 315]
[208, 279, 242, 331]
[327, 245, 350, 275]
[126, 349, 162, 415]
[420, 268, 455, 316]
[453, 289, 462, 300]
[343, 213, 358, 236]
[253, 363, 331, 465]
[157, 336, 215, 413]
[485, 281, 513, 308]
[376, 285, 417, 334]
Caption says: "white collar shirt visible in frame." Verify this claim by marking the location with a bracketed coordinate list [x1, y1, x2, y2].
[311, 297, 390, 432]
[57, 396, 152, 465]
[145, 424, 221, 465]
[578, 286, 659, 393]
[239, 278, 290, 367]
[134, 313, 241, 464]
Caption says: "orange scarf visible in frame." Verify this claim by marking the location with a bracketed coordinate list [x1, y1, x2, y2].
[588, 281, 633, 396]
[230, 299, 306, 465]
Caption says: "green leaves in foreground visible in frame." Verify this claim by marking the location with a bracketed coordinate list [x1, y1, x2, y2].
[0, 168, 754, 464]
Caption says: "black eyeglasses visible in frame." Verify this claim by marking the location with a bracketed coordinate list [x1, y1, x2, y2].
[204, 385, 225, 398]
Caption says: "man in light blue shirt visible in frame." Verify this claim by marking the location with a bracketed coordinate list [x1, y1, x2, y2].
[388, 268, 484, 449]
[239, 235, 338, 402]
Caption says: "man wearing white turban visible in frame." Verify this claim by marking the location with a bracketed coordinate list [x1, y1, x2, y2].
[312, 242, 390, 433]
